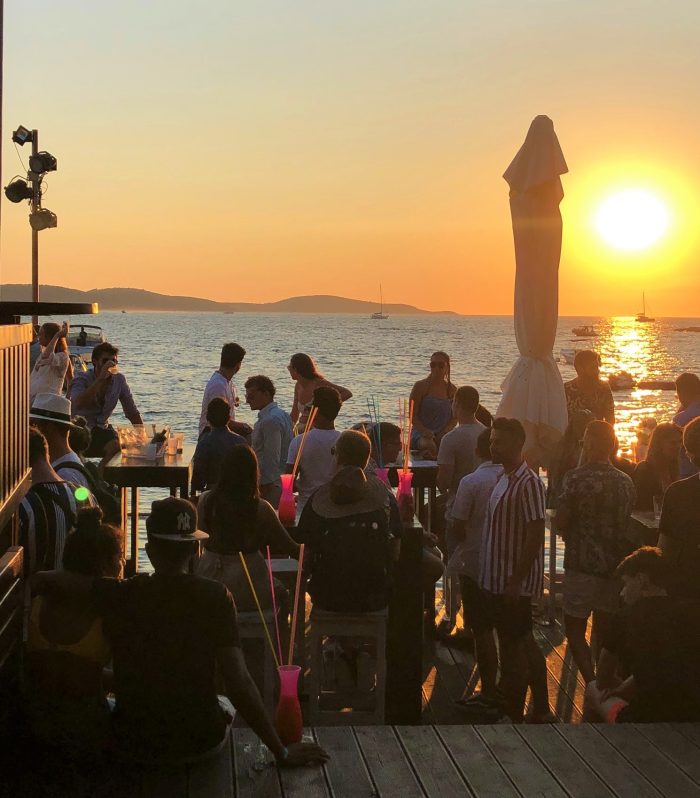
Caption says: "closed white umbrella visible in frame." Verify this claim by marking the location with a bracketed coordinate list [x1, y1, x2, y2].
[497, 115, 569, 465]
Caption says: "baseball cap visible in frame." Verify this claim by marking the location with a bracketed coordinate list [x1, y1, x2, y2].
[146, 497, 209, 542]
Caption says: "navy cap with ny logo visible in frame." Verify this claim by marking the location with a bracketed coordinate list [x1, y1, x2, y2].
[146, 497, 209, 542]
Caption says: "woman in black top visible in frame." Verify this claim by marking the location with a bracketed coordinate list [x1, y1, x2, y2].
[196, 446, 298, 611]
[632, 423, 682, 512]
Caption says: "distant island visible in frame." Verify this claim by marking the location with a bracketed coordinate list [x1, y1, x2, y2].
[0, 284, 457, 316]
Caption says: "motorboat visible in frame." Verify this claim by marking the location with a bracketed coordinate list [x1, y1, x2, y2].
[572, 325, 596, 337]
[609, 371, 636, 391]
[371, 284, 389, 320]
[66, 324, 105, 358]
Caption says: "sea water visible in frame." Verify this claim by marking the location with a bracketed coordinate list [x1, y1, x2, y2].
[61, 310, 700, 571]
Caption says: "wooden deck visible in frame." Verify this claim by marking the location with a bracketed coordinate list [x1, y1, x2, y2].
[232, 723, 700, 797]
[421, 587, 586, 724]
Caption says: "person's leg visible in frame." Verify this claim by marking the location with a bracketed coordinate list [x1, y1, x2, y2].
[459, 577, 498, 699]
[563, 571, 595, 683]
[494, 596, 530, 722]
[564, 613, 595, 683]
[525, 633, 551, 718]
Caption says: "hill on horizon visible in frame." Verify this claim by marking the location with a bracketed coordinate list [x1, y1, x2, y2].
[0, 284, 458, 316]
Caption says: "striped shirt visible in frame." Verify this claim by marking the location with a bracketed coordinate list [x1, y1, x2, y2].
[479, 461, 546, 597]
[18, 481, 97, 576]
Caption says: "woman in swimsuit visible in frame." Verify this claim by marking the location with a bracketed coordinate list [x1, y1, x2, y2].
[409, 351, 457, 459]
[288, 353, 352, 433]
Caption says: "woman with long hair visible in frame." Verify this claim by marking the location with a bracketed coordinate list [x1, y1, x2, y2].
[196, 446, 298, 611]
[25, 508, 122, 753]
[633, 422, 682, 511]
[288, 352, 352, 432]
[408, 351, 457, 458]
[30, 321, 73, 403]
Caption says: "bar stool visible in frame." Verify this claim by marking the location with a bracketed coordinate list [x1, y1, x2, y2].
[307, 606, 388, 725]
[237, 611, 277, 712]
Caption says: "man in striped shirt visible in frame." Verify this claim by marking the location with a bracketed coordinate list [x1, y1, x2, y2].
[480, 418, 550, 722]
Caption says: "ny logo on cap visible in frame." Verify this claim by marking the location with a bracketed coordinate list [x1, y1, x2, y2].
[177, 512, 191, 532]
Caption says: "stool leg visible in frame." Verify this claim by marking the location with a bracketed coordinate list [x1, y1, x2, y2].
[374, 623, 387, 724]
[308, 626, 322, 725]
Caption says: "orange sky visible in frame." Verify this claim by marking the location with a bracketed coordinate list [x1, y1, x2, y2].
[2, 1, 699, 315]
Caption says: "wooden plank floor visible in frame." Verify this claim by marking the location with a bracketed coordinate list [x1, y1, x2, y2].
[422, 586, 587, 724]
[232, 723, 700, 797]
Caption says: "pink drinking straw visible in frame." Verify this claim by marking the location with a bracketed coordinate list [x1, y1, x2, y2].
[266, 545, 284, 666]
[287, 543, 305, 666]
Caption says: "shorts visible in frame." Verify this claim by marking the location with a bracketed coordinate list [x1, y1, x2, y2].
[85, 424, 119, 458]
[563, 570, 622, 619]
[463, 585, 533, 640]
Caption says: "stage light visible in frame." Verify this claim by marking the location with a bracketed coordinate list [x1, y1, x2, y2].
[29, 151, 57, 175]
[29, 209, 58, 231]
[4, 178, 33, 203]
[12, 125, 33, 145]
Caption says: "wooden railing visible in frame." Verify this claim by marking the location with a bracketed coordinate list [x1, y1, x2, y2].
[0, 323, 32, 537]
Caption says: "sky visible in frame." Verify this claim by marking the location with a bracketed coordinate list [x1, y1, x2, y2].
[1, 0, 699, 316]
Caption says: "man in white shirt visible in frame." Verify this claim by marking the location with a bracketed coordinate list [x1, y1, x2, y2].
[199, 342, 251, 439]
[286, 387, 341, 513]
[437, 386, 487, 633]
[448, 428, 503, 715]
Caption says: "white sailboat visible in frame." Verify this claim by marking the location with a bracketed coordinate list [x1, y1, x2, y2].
[635, 292, 655, 323]
[371, 285, 388, 319]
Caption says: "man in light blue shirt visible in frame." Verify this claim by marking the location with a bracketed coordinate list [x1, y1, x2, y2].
[245, 375, 293, 507]
[674, 372, 700, 477]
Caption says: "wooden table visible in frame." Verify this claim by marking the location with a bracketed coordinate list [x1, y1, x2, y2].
[103, 444, 195, 574]
[232, 722, 700, 797]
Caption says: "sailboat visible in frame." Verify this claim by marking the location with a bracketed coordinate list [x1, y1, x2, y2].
[371, 285, 389, 319]
[635, 292, 655, 323]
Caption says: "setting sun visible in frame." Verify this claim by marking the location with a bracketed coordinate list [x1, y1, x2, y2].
[594, 189, 670, 252]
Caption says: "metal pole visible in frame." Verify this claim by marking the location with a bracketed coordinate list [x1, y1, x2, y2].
[31, 130, 39, 327]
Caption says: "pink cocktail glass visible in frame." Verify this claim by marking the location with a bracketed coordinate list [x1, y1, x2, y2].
[397, 470, 413, 498]
[278, 473, 297, 525]
[274, 665, 303, 745]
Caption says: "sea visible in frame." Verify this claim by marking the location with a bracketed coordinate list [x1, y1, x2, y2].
[60, 310, 700, 571]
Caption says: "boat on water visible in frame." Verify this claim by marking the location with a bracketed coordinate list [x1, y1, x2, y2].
[636, 292, 655, 323]
[371, 284, 388, 320]
[572, 325, 596, 337]
[560, 348, 578, 365]
[66, 323, 105, 358]
[609, 371, 636, 391]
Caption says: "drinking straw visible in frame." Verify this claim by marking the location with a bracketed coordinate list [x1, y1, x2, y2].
[292, 407, 318, 478]
[374, 397, 383, 467]
[287, 543, 305, 666]
[238, 552, 280, 668]
[266, 545, 284, 666]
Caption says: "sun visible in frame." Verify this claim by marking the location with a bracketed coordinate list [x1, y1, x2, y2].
[594, 189, 670, 252]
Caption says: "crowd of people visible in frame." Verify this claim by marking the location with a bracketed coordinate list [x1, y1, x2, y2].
[9, 331, 700, 783]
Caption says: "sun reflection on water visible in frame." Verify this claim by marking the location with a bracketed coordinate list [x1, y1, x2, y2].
[580, 317, 684, 458]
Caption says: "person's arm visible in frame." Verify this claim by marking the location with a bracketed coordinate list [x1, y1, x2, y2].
[261, 501, 300, 557]
[290, 383, 300, 424]
[657, 485, 680, 561]
[504, 478, 546, 602]
[258, 420, 282, 489]
[436, 436, 454, 494]
[217, 646, 328, 767]
[70, 371, 107, 411]
[603, 387, 616, 426]
[320, 380, 352, 403]
[409, 381, 432, 438]
[38, 321, 67, 361]
[119, 377, 143, 425]
[449, 480, 473, 542]
[191, 442, 206, 493]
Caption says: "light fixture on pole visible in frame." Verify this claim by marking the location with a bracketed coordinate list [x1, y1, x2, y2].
[3, 125, 59, 324]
